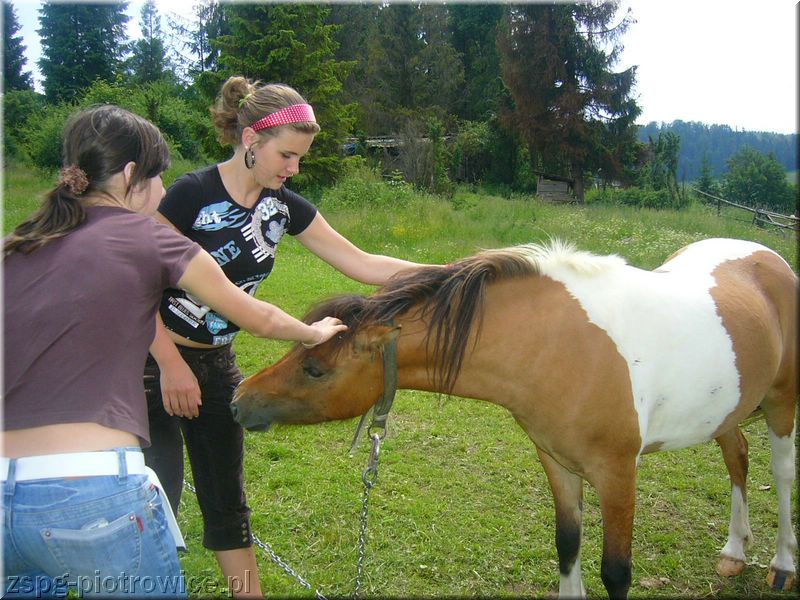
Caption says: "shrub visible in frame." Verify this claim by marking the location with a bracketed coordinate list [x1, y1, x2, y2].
[11, 80, 213, 169]
[19, 102, 77, 169]
[3, 90, 47, 162]
[587, 187, 688, 210]
[450, 120, 491, 185]
[319, 162, 416, 209]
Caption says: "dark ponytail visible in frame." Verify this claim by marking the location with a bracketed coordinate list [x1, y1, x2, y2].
[4, 105, 169, 256]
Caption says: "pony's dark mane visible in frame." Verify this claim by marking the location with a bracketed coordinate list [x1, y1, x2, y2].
[304, 247, 538, 393]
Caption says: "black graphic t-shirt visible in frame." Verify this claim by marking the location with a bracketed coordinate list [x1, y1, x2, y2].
[158, 165, 317, 345]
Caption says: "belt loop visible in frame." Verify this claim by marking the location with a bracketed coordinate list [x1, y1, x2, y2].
[4, 459, 17, 496]
[116, 448, 128, 482]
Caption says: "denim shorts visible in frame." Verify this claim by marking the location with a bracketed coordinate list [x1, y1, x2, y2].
[3, 450, 185, 598]
[143, 344, 252, 551]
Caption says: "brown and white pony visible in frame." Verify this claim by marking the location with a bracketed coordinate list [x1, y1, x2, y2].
[231, 238, 797, 599]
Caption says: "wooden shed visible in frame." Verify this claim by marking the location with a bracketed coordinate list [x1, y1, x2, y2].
[536, 173, 574, 203]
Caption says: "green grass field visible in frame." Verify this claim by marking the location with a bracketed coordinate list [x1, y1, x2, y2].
[3, 164, 797, 598]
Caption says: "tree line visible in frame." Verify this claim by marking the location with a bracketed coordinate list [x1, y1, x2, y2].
[3, 1, 796, 212]
[638, 120, 797, 181]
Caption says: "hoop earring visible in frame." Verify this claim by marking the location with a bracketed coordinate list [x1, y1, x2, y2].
[244, 146, 256, 169]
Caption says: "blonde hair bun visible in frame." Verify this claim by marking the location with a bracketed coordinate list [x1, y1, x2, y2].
[211, 76, 320, 147]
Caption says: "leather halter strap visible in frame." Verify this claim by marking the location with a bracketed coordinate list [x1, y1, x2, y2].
[349, 332, 398, 455]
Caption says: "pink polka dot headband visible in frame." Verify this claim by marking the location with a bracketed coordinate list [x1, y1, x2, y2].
[249, 104, 316, 132]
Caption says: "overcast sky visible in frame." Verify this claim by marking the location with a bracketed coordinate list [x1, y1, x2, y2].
[11, 0, 799, 134]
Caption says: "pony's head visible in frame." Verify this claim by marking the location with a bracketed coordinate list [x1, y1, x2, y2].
[230, 243, 569, 431]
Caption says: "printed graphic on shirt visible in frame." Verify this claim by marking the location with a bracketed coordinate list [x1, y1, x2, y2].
[166, 277, 265, 341]
[193, 201, 249, 231]
[242, 197, 289, 263]
[166, 293, 209, 329]
[163, 191, 296, 345]
[209, 240, 241, 267]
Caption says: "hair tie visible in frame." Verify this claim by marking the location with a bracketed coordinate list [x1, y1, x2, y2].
[238, 93, 253, 108]
[58, 165, 89, 195]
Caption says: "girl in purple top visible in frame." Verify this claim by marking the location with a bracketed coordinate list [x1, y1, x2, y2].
[3, 105, 346, 598]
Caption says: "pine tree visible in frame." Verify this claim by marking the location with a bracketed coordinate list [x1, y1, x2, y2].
[215, 3, 355, 184]
[3, 1, 34, 91]
[497, 2, 641, 200]
[326, 2, 380, 130]
[359, 3, 464, 134]
[411, 4, 464, 118]
[449, 4, 505, 121]
[127, 0, 172, 84]
[37, 2, 130, 103]
[362, 3, 418, 131]
[168, 0, 227, 83]
[695, 151, 717, 196]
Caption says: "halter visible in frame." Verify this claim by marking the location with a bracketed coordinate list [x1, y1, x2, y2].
[349, 330, 398, 455]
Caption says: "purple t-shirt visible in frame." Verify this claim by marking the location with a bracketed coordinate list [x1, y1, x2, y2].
[3, 206, 200, 446]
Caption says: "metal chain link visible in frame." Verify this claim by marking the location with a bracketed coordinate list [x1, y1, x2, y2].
[354, 433, 381, 598]
[182, 434, 382, 600]
[252, 535, 328, 600]
[183, 480, 328, 600]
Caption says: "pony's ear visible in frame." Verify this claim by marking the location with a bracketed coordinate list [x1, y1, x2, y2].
[353, 324, 401, 355]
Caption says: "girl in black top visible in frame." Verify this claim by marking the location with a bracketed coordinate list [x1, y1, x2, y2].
[145, 76, 422, 596]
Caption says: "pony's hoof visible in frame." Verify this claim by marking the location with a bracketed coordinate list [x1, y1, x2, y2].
[766, 567, 795, 591]
[716, 557, 746, 577]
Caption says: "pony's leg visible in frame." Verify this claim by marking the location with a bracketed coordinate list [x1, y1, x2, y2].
[591, 459, 637, 600]
[715, 427, 753, 577]
[537, 448, 586, 599]
[765, 424, 797, 590]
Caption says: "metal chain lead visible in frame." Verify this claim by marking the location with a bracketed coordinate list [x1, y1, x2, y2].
[252, 535, 328, 600]
[354, 433, 382, 598]
[183, 480, 328, 600]
[183, 433, 382, 600]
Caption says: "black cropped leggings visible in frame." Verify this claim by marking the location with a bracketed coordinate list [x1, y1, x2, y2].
[143, 344, 252, 551]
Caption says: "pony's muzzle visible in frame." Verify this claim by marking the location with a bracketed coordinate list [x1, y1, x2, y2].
[229, 396, 272, 432]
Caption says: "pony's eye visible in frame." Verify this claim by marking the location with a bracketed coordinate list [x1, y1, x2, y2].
[302, 362, 325, 379]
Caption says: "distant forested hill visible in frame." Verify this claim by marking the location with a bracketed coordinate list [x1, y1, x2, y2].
[638, 120, 798, 182]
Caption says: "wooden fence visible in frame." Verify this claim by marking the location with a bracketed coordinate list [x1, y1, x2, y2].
[692, 188, 799, 235]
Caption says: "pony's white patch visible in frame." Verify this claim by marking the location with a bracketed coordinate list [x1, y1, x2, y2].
[720, 485, 752, 562]
[768, 426, 798, 573]
[531, 238, 772, 453]
[559, 559, 586, 599]
[515, 240, 627, 275]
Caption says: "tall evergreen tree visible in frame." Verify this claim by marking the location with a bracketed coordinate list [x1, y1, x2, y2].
[326, 3, 380, 131]
[362, 3, 418, 132]
[641, 131, 683, 205]
[37, 2, 130, 103]
[411, 4, 464, 119]
[214, 3, 355, 184]
[168, 0, 227, 83]
[449, 4, 505, 121]
[360, 3, 463, 134]
[498, 2, 640, 200]
[3, 1, 34, 92]
[127, 0, 172, 84]
[695, 151, 717, 195]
